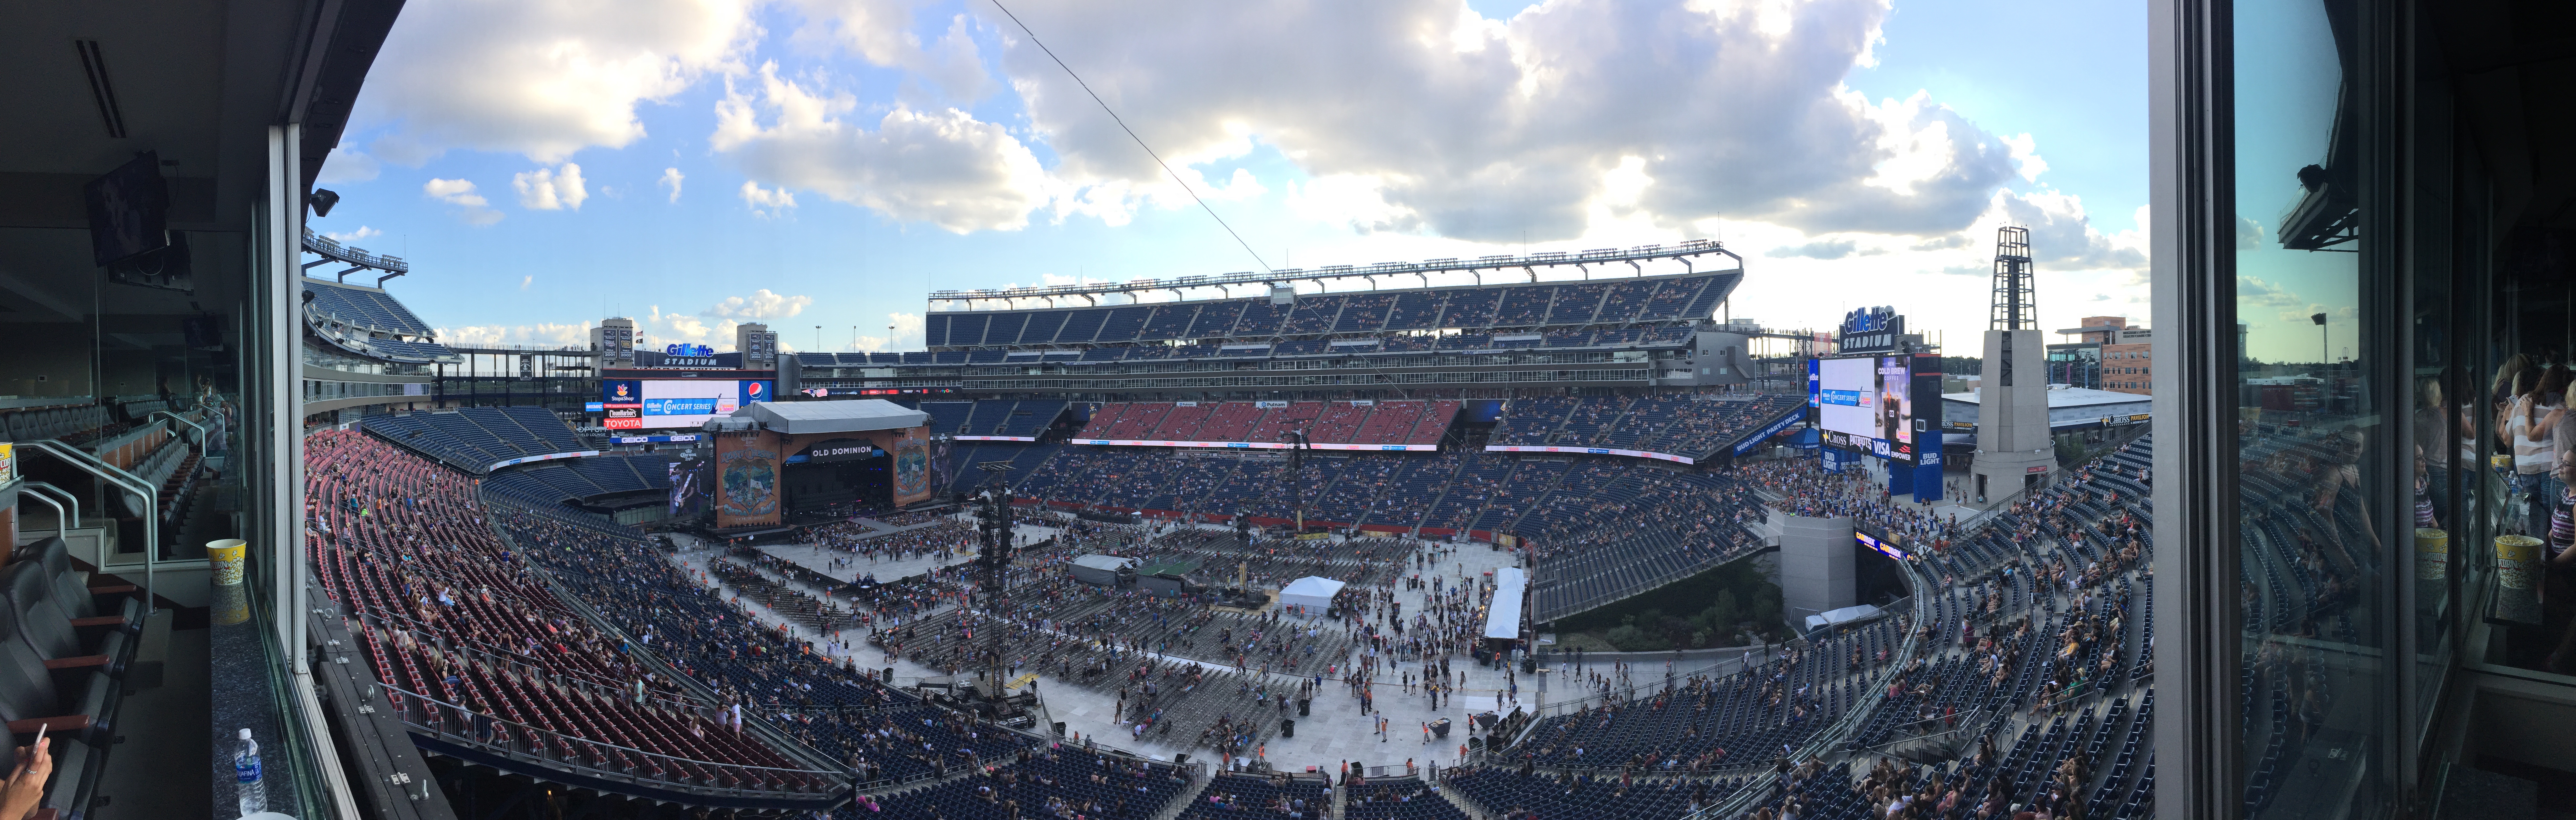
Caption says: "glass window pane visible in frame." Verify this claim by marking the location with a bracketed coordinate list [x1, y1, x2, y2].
[2232, 0, 2390, 814]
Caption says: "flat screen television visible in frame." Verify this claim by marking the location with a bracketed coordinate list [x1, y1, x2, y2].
[83, 152, 169, 267]
[182, 316, 224, 351]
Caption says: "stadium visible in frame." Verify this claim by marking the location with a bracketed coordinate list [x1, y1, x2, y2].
[0, 2, 2555, 818]
[212, 221, 2174, 820]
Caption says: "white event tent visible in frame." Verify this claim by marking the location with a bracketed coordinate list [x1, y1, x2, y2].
[1278, 576, 1346, 610]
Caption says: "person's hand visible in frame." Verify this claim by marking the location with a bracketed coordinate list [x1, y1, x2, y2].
[0, 737, 53, 820]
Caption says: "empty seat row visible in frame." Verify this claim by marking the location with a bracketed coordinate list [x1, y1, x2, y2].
[0, 405, 112, 445]
[363, 406, 586, 469]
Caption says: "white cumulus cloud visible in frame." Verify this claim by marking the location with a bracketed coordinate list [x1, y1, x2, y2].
[1987, 189, 2146, 272]
[626, 291, 825, 351]
[713, 63, 1047, 232]
[438, 322, 594, 347]
[785, 1, 993, 103]
[706, 289, 813, 320]
[423, 178, 503, 225]
[512, 163, 589, 210]
[846, 312, 925, 352]
[2001, 133, 2050, 183]
[740, 180, 799, 217]
[981, 0, 2017, 240]
[324, 226, 383, 243]
[356, 0, 756, 163]
[317, 141, 382, 183]
[658, 167, 685, 203]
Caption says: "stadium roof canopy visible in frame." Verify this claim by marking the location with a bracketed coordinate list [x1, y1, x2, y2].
[1939, 386, 2153, 439]
[734, 399, 928, 434]
[927, 240, 1742, 309]
[1941, 385, 2150, 409]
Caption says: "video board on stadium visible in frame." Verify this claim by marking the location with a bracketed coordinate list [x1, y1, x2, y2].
[668, 456, 710, 518]
[601, 379, 774, 430]
[1814, 353, 1939, 463]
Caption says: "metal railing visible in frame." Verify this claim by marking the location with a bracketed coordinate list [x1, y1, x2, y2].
[356, 614, 711, 714]
[1484, 620, 1907, 778]
[1847, 694, 2006, 756]
[13, 440, 160, 607]
[1690, 559, 1933, 820]
[510, 561, 851, 774]
[18, 482, 80, 546]
[150, 410, 208, 447]
[377, 680, 844, 799]
[1521, 648, 1778, 719]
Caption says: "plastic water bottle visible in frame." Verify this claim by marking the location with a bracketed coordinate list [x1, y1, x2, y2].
[235, 728, 264, 816]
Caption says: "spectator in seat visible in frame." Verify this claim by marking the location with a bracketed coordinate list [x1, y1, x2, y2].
[473, 699, 496, 743]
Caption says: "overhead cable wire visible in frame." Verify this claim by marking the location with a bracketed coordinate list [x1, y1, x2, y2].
[986, 0, 1274, 274]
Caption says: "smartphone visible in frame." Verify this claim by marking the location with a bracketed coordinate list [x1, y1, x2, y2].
[28, 721, 44, 753]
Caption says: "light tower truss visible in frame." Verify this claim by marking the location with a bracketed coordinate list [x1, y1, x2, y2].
[1989, 226, 2036, 331]
[300, 226, 410, 287]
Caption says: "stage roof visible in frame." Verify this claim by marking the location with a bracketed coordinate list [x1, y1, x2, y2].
[734, 399, 928, 435]
[1072, 555, 1135, 572]
[1134, 559, 1201, 578]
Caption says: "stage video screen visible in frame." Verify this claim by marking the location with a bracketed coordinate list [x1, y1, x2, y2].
[668, 456, 710, 518]
[1817, 355, 1914, 453]
[601, 379, 774, 429]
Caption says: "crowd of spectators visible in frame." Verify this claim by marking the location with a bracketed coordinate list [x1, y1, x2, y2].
[1490, 393, 1803, 457]
[1430, 435, 2162, 820]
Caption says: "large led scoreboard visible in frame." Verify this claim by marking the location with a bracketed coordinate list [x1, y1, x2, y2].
[600, 365, 777, 430]
[1812, 353, 1941, 463]
[1809, 306, 1945, 501]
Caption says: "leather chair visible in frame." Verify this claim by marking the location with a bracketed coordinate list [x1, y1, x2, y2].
[0, 564, 128, 678]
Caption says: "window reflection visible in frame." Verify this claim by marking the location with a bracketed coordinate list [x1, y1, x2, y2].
[0, 226, 251, 565]
[2233, 0, 2388, 814]
[2493, 234, 2576, 674]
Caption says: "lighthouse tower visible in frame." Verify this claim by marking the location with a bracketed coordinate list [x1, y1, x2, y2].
[1967, 226, 2056, 506]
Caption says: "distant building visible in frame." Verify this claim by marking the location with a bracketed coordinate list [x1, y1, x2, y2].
[735, 323, 780, 369]
[2047, 342, 2102, 389]
[2061, 316, 2151, 396]
[592, 317, 639, 368]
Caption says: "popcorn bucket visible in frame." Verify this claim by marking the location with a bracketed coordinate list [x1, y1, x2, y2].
[208, 539, 249, 586]
[2414, 529, 2447, 581]
[2497, 535, 2542, 591]
[209, 539, 250, 625]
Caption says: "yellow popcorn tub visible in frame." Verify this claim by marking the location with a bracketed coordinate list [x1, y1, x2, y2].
[2415, 528, 2447, 581]
[209, 539, 249, 625]
[2497, 534, 2542, 592]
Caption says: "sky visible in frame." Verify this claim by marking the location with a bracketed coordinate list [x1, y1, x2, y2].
[2230, 0, 2360, 365]
[310, 0, 2154, 357]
